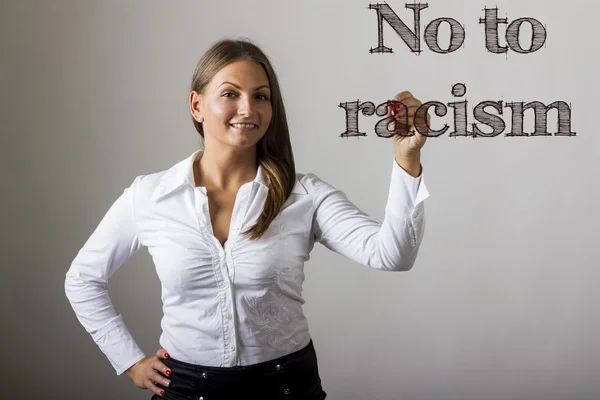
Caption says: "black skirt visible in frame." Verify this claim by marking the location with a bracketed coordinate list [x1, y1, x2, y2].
[151, 340, 327, 400]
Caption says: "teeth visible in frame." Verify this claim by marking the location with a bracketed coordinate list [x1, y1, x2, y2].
[231, 123, 256, 128]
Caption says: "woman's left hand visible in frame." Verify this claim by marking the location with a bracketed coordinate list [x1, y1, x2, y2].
[387, 91, 429, 156]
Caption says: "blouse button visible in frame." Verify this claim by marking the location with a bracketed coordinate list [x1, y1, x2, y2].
[201, 372, 208, 379]
[275, 364, 283, 371]
[283, 388, 291, 395]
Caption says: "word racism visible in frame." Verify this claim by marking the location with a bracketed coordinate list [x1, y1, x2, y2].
[340, 3, 576, 138]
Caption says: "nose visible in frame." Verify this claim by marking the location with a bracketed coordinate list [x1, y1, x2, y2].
[237, 95, 255, 117]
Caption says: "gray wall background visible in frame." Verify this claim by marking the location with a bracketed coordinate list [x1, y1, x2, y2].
[2, 0, 599, 399]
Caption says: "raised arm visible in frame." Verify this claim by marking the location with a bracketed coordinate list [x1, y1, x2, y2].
[309, 158, 428, 271]
[311, 91, 430, 271]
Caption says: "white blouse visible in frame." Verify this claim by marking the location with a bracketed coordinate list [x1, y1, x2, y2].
[64, 150, 430, 375]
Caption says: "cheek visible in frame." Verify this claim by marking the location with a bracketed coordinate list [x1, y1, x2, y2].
[261, 105, 273, 124]
[208, 101, 236, 122]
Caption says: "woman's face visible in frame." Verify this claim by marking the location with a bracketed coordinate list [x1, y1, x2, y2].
[193, 60, 273, 151]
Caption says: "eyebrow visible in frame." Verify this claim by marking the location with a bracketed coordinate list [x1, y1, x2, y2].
[218, 82, 270, 91]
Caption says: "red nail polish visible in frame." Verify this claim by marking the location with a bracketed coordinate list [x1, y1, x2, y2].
[164, 352, 169, 358]
[160, 390, 165, 395]
[166, 369, 171, 376]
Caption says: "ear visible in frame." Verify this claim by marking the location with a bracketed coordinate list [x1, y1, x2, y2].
[189, 90, 203, 122]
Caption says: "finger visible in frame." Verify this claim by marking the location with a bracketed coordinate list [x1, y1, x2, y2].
[390, 101, 421, 120]
[387, 101, 412, 118]
[156, 349, 170, 359]
[401, 99, 422, 109]
[412, 109, 431, 134]
[151, 371, 172, 389]
[385, 101, 401, 132]
[385, 100, 395, 117]
[152, 358, 172, 378]
[387, 113, 412, 136]
[145, 378, 166, 397]
[388, 100, 423, 135]
[391, 115, 412, 137]
[389, 98, 418, 108]
[394, 91, 413, 101]
[387, 118, 395, 131]
[386, 99, 411, 112]
[397, 108, 418, 118]
[154, 349, 172, 377]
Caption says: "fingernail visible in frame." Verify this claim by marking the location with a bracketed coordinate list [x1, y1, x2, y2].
[160, 390, 165, 395]
[164, 352, 169, 358]
[164, 379, 171, 387]
[165, 369, 171, 376]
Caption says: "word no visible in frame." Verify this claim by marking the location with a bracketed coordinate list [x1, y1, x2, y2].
[369, 3, 547, 54]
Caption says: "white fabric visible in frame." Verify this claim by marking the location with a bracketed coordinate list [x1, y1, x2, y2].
[65, 150, 430, 375]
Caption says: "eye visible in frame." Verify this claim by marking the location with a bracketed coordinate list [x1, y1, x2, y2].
[256, 94, 270, 101]
[222, 92, 237, 98]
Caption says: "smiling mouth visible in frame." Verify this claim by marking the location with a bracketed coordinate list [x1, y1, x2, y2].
[230, 123, 258, 130]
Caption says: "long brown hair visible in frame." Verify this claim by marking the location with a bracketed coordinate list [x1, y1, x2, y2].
[190, 38, 296, 240]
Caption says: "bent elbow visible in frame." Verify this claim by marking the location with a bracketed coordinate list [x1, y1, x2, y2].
[64, 271, 81, 304]
[381, 248, 420, 272]
[64, 268, 106, 304]
[388, 259, 416, 272]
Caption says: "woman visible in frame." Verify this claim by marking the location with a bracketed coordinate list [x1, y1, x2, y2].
[65, 38, 430, 399]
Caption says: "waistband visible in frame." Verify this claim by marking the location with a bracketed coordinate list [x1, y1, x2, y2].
[165, 339, 316, 375]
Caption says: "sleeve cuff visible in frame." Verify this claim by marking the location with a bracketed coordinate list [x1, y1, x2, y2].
[94, 318, 147, 375]
[387, 157, 430, 218]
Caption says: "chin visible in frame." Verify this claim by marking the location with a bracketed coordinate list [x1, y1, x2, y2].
[229, 131, 266, 146]
[224, 137, 259, 150]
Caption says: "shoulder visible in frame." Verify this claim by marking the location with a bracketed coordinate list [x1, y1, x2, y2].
[126, 169, 170, 204]
[295, 171, 343, 198]
[130, 170, 166, 191]
[126, 151, 199, 203]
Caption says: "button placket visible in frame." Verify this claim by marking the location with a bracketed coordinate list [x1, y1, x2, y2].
[226, 251, 235, 282]
[226, 193, 244, 283]
[218, 273, 234, 366]
[226, 287, 237, 362]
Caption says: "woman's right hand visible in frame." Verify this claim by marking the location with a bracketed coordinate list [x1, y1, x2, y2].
[125, 349, 172, 397]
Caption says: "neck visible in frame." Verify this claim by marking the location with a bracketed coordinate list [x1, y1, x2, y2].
[195, 145, 258, 191]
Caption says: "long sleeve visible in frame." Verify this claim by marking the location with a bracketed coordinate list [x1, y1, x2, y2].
[64, 176, 147, 375]
[310, 158, 430, 271]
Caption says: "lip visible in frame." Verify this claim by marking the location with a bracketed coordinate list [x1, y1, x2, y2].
[229, 123, 258, 131]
